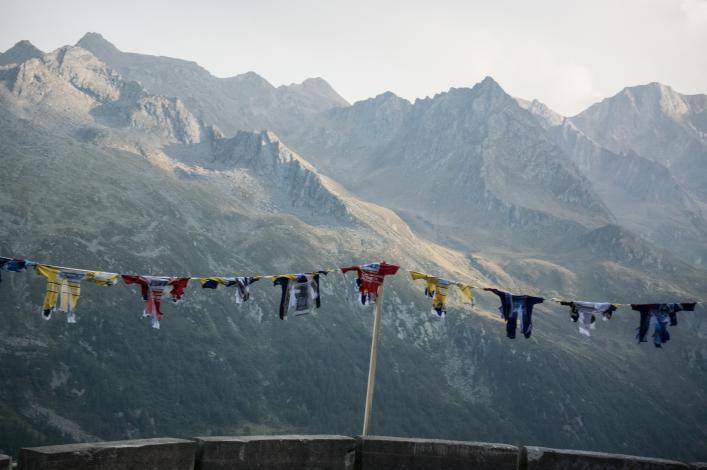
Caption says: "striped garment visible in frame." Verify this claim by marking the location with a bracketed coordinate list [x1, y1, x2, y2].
[409, 271, 474, 317]
[122, 275, 190, 329]
[35, 264, 119, 322]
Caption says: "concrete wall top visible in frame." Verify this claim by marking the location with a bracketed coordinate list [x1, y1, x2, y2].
[0, 454, 10, 470]
[195, 434, 357, 470]
[197, 434, 354, 443]
[357, 435, 519, 470]
[521, 446, 690, 470]
[18, 437, 196, 470]
[8, 435, 706, 470]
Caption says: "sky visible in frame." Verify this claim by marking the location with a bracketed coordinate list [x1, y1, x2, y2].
[1, 0, 706, 116]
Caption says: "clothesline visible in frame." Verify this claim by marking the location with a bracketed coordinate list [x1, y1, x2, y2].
[0, 254, 703, 347]
[4, 255, 703, 305]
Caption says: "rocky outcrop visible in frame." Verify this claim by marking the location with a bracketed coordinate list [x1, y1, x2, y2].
[0, 45, 214, 144]
[168, 130, 353, 222]
[570, 83, 707, 201]
[76, 32, 349, 135]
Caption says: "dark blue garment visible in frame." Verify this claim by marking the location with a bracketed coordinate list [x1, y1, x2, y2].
[631, 303, 697, 347]
[0, 257, 29, 283]
[484, 288, 544, 339]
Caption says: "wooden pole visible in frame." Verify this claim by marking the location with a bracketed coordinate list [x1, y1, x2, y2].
[362, 284, 384, 436]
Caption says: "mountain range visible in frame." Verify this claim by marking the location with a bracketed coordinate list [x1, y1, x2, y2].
[0, 34, 705, 462]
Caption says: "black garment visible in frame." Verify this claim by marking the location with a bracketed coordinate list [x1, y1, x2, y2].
[631, 303, 696, 347]
[273, 271, 326, 319]
[484, 288, 544, 339]
[200, 276, 258, 303]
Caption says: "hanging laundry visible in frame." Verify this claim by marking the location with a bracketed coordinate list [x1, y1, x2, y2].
[557, 300, 618, 337]
[272, 271, 327, 319]
[35, 265, 119, 323]
[0, 256, 31, 283]
[483, 288, 544, 339]
[122, 275, 190, 329]
[199, 276, 258, 304]
[631, 303, 696, 347]
[409, 271, 474, 317]
[341, 262, 399, 305]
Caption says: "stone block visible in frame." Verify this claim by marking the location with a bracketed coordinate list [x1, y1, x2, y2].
[195, 434, 356, 470]
[18, 437, 196, 470]
[356, 435, 519, 470]
[520, 446, 689, 470]
[0, 454, 10, 470]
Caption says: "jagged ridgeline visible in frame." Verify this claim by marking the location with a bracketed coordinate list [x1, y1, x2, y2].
[0, 34, 706, 462]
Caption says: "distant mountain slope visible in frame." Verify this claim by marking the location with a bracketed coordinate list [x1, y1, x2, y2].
[570, 83, 707, 201]
[518, 97, 707, 266]
[76, 32, 349, 136]
[285, 77, 612, 251]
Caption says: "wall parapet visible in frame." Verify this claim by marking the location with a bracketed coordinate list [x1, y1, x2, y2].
[12, 435, 707, 470]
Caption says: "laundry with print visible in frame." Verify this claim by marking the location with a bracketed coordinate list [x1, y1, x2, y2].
[199, 276, 258, 304]
[35, 264, 119, 323]
[341, 262, 399, 305]
[409, 271, 474, 317]
[558, 300, 618, 337]
[122, 275, 190, 329]
[272, 271, 326, 319]
[0, 257, 32, 283]
[631, 302, 696, 347]
[484, 288, 544, 339]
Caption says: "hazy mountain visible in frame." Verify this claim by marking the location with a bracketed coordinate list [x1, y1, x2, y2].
[0, 44, 220, 146]
[285, 77, 612, 253]
[0, 38, 706, 465]
[570, 83, 707, 201]
[76, 32, 349, 136]
[0, 40, 43, 66]
[518, 97, 707, 266]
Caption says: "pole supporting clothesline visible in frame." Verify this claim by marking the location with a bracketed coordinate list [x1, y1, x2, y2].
[362, 284, 384, 436]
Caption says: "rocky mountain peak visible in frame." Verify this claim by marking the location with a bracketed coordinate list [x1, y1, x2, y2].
[229, 71, 274, 90]
[76, 32, 116, 49]
[282, 77, 349, 107]
[0, 39, 43, 65]
[76, 32, 123, 68]
[476, 75, 504, 93]
[615, 82, 690, 118]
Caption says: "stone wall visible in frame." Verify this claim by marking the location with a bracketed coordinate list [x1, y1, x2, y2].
[11, 435, 707, 470]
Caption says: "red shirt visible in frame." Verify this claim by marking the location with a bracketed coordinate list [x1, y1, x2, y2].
[341, 261, 399, 304]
